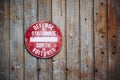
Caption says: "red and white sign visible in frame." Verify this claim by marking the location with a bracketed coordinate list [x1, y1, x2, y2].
[25, 21, 62, 58]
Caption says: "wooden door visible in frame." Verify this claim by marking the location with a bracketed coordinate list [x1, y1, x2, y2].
[0, 0, 120, 80]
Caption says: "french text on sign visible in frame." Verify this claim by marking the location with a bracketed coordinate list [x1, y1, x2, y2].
[30, 37, 58, 42]
[25, 21, 62, 58]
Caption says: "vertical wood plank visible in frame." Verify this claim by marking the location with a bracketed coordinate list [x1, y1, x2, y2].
[0, 0, 10, 80]
[94, 0, 108, 80]
[38, 0, 52, 20]
[10, 0, 24, 79]
[38, 0, 53, 80]
[66, 0, 80, 80]
[24, 0, 38, 80]
[116, 1, 120, 79]
[52, 0, 66, 80]
[80, 0, 94, 80]
[108, 0, 120, 80]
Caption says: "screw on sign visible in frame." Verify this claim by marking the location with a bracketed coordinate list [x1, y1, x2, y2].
[25, 21, 62, 58]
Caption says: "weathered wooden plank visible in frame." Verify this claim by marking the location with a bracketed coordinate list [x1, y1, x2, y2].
[80, 0, 94, 80]
[94, 0, 108, 80]
[10, 0, 24, 79]
[52, 0, 66, 80]
[0, 0, 10, 80]
[38, 0, 53, 80]
[24, 0, 38, 80]
[108, 0, 120, 80]
[38, 0, 52, 20]
[66, 0, 80, 80]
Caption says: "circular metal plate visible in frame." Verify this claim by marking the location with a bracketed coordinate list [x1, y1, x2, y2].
[25, 21, 62, 58]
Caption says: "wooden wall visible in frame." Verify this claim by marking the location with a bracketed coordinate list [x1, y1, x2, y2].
[0, 0, 120, 80]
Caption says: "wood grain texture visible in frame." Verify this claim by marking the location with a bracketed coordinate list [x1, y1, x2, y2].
[0, 0, 120, 80]
[94, 0, 108, 80]
[10, 0, 24, 79]
[38, 0, 53, 80]
[80, 0, 94, 80]
[52, 0, 66, 80]
[24, 0, 38, 80]
[66, 0, 80, 80]
[0, 0, 10, 80]
[108, 0, 120, 80]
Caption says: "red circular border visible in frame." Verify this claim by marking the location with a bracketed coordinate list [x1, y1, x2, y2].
[24, 21, 62, 58]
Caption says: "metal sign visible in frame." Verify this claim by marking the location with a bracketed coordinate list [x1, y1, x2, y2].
[25, 21, 62, 58]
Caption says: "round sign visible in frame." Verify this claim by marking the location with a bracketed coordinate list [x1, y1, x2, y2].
[25, 21, 62, 58]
